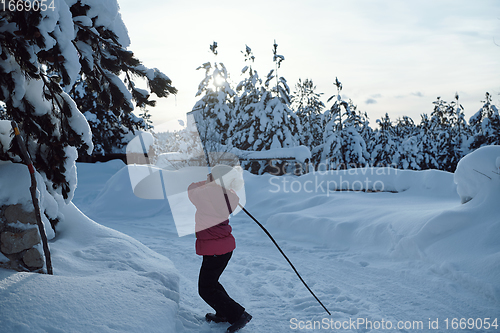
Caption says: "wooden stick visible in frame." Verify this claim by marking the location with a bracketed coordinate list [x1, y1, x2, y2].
[11, 121, 53, 275]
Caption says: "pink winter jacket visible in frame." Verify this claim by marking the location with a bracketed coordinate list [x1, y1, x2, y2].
[188, 181, 239, 256]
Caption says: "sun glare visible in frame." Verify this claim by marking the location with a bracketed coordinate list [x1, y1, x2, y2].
[214, 74, 226, 88]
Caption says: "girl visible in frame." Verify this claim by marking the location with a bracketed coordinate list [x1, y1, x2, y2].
[187, 165, 251, 333]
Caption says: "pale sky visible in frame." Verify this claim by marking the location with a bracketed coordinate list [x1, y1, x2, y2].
[118, 0, 500, 132]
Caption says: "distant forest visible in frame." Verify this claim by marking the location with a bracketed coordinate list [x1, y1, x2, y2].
[158, 42, 499, 174]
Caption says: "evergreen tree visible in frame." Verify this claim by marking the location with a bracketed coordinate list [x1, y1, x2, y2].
[446, 93, 468, 171]
[321, 78, 367, 169]
[70, 76, 146, 157]
[430, 96, 456, 171]
[228, 42, 301, 173]
[394, 116, 420, 169]
[229, 45, 262, 151]
[397, 136, 421, 170]
[0, 1, 175, 207]
[469, 92, 500, 149]
[395, 116, 418, 137]
[292, 79, 324, 146]
[417, 114, 439, 170]
[234, 41, 300, 152]
[321, 78, 345, 169]
[191, 42, 235, 157]
[355, 102, 373, 151]
[291, 78, 324, 165]
[369, 113, 399, 168]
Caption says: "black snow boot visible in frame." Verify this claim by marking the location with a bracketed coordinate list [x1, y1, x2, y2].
[226, 311, 252, 332]
[205, 313, 228, 323]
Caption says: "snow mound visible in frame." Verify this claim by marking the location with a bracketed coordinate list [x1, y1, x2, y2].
[245, 163, 500, 302]
[0, 202, 179, 333]
[243, 168, 459, 256]
[0, 162, 57, 240]
[89, 165, 171, 218]
[278, 167, 457, 196]
[454, 145, 500, 203]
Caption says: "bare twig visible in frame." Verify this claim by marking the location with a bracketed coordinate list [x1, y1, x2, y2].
[473, 168, 492, 180]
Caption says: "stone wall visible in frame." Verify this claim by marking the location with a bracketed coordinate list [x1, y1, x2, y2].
[0, 204, 44, 272]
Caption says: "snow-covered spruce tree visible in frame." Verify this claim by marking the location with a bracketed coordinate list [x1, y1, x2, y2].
[0, 5, 91, 205]
[191, 42, 235, 162]
[448, 93, 470, 156]
[343, 99, 370, 167]
[443, 93, 468, 171]
[368, 113, 399, 168]
[291, 78, 324, 165]
[228, 45, 262, 151]
[393, 116, 421, 170]
[252, 41, 301, 173]
[0, 1, 175, 215]
[320, 78, 345, 169]
[417, 114, 439, 170]
[69, 0, 174, 158]
[469, 92, 500, 150]
[255, 40, 301, 151]
[69, 76, 148, 157]
[321, 78, 367, 169]
[429, 96, 458, 172]
[394, 116, 419, 138]
[231, 41, 301, 174]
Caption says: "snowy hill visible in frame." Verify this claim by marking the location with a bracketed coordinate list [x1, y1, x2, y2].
[1, 146, 499, 332]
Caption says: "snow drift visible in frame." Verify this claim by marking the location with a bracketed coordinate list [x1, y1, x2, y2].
[454, 145, 500, 203]
[1, 145, 499, 332]
[0, 161, 180, 333]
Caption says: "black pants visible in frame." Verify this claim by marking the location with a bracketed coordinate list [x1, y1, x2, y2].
[198, 251, 245, 324]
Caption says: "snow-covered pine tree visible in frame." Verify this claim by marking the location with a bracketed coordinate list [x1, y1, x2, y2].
[191, 42, 235, 160]
[256, 40, 301, 150]
[320, 78, 344, 169]
[394, 116, 419, 138]
[368, 113, 399, 168]
[417, 114, 439, 170]
[0, 6, 91, 204]
[356, 104, 373, 154]
[321, 78, 367, 169]
[343, 100, 369, 168]
[252, 41, 301, 173]
[291, 78, 324, 165]
[429, 96, 458, 171]
[445, 93, 468, 171]
[231, 41, 300, 174]
[0, 0, 175, 211]
[469, 92, 500, 150]
[70, 76, 146, 157]
[229, 45, 262, 151]
[393, 116, 420, 170]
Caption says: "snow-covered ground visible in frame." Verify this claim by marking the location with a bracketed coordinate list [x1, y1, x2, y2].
[1, 147, 499, 332]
